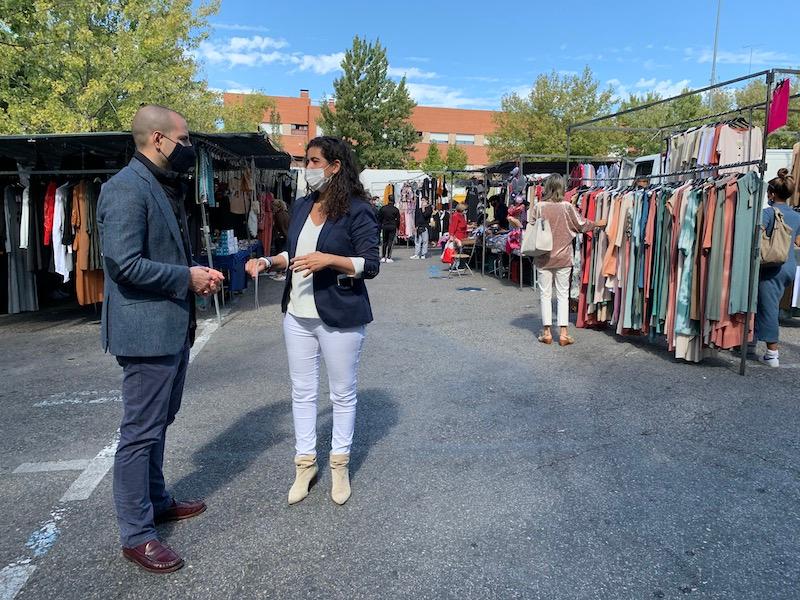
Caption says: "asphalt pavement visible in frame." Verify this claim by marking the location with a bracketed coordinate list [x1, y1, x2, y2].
[1, 250, 799, 600]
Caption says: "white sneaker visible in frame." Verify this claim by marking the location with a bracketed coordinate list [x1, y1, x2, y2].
[760, 352, 780, 367]
[380, 257, 387, 263]
[386, 258, 394, 263]
[421, 255, 428, 259]
[409, 255, 420, 260]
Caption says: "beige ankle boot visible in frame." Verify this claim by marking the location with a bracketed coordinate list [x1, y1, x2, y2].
[329, 453, 351, 505]
[288, 454, 318, 505]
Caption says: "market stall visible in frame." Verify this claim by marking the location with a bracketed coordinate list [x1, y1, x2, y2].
[564, 68, 800, 375]
[0, 131, 291, 318]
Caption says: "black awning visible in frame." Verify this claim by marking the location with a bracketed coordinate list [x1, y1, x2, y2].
[0, 131, 291, 173]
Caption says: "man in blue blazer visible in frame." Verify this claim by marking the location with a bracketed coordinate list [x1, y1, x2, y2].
[97, 105, 223, 573]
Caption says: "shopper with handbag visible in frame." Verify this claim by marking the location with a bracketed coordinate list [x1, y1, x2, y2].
[754, 169, 800, 367]
[530, 174, 604, 346]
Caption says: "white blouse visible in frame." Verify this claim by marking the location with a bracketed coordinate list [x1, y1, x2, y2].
[279, 216, 365, 319]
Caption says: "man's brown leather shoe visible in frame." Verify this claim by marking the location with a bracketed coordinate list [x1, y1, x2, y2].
[154, 499, 207, 524]
[122, 540, 184, 573]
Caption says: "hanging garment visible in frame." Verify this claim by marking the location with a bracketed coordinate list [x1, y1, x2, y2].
[43, 181, 57, 245]
[52, 183, 74, 283]
[767, 79, 790, 134]
[71, 181, 104, 306]
[4, 186, 38, 313]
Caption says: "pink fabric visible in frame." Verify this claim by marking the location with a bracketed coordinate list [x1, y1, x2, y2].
[767, 79, 790, 134]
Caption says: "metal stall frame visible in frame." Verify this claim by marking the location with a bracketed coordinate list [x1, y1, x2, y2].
[564, 68, 800, 375]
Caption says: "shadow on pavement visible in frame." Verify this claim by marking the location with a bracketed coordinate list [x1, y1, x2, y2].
[169, 400, 300, 502]
[349, 388, 398, 479]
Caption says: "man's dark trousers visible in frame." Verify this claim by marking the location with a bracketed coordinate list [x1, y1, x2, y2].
[113, 337, 190, 548]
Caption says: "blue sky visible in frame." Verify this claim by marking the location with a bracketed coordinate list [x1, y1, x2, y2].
[196, 0, 800, 110]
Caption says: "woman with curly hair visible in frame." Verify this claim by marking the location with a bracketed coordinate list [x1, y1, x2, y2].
[246, 137, 380, 505]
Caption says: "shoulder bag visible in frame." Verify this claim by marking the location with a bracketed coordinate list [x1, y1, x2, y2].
[760, 207, 792, 267]
[521, 204, 552, 257]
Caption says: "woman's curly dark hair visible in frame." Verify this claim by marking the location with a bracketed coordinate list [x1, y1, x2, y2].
[307, 136, 370, 220]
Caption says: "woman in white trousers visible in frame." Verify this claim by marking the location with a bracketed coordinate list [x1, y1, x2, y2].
[246, 137, 380, 505]
[531, 174, 604, 346]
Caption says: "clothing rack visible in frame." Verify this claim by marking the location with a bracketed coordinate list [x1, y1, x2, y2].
[575, 159, 763, 183]
[565, 68, 800, 375]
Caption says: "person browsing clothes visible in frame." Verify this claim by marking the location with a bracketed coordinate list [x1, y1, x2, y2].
[97, 105, 224, 573]
[246, 136, 380, 506]
[531, 174, 605, 347]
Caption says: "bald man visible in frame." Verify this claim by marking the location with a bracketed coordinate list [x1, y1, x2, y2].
[97, 105, 223, 573]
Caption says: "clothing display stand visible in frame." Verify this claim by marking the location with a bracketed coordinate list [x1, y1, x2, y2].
[565, 68, 800, 375]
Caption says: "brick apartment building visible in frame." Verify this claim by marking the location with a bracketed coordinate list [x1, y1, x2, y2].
[223, 89, 498, 168]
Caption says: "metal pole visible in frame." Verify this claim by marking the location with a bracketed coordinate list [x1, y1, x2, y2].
[482, 168, 488, 276]
[519, 155, 525, 291]
[710, 0, 722, 86]
[739, 70, 773, 376]
[197, 150, 222, 326]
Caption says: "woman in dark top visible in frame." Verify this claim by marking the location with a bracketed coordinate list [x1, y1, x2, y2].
[246, 136, 379, 506]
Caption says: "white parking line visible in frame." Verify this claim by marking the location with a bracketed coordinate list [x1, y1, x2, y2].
[13, 460, 90, 474]
[2, 315, 225, 599]
[0, 564, 36, 600]
[60, 433, 119, 503]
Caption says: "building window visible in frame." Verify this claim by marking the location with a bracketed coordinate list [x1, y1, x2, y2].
[291, 124, 309, 135]
[416, 131, 423, 139]
[429, 132, 449, 144]
[456, 134, 475, 146]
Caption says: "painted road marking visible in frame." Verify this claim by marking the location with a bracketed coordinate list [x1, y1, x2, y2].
[2, 315, 226, 599]
[13, 460, 90, 474]
[0, 564, 36, 600]
[35, 390, 122, 408]
[60, 433, 119, 503]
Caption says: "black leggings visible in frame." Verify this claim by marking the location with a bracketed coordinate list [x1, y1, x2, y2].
[381, 228, 396, 259]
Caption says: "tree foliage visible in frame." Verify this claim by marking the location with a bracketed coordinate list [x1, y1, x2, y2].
[222, 91, 282, 147]
[319, 36, 418, 169]
[488, 67, 615, 161]
[0, 0, 221, 134]
[614, 90, 705, 155]
[445, 144, 468, 170]
[420, 143, 444, 172]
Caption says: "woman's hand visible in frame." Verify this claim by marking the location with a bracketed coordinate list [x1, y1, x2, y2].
[245, 258, 267, 279]
[594, 219, 608, 228]
[291, 252, 332, 278]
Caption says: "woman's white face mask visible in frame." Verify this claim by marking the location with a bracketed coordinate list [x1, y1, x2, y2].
[305, 165, 332, 192]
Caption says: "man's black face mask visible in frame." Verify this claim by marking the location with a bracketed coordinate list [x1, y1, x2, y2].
[159, 135, 196, 173]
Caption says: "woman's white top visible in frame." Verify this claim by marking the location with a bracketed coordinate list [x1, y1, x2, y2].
[279, 215, 365, 319]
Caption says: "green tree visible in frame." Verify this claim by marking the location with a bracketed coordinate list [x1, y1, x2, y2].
[615, 89, 705, 155]
[420, 143, 445, 172]
[222, 91, 282, 147]
[0, 0, 220, 134]
[445, 144, 468, 170]
[318, 36, 418, 168]
[488, 67, 615, 161]
[733, 78, 800, 149]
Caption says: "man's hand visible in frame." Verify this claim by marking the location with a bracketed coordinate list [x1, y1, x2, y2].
[290, 252, 331, 278]
[190, 266, 224, 296]
[245, 258, 266, 279]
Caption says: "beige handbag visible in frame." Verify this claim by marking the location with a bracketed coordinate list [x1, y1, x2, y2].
[760, 207, 793, 267]
[521, 205, 552, 257]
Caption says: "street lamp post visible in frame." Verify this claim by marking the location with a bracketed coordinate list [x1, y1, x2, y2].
[710, 0, 722, 86]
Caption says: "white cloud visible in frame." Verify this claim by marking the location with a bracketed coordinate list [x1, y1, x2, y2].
[609, 78, 692, 102]
[212, 23, 271, 33]
[405, 83, 496, 109]
[693, 48, 794, 65]
[196, 37, 344, 75]
[387, 66, 438, 80]
[292, 52, 345, 75]
[406, 56, 430, 63]
[228, 35, 288, 51]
